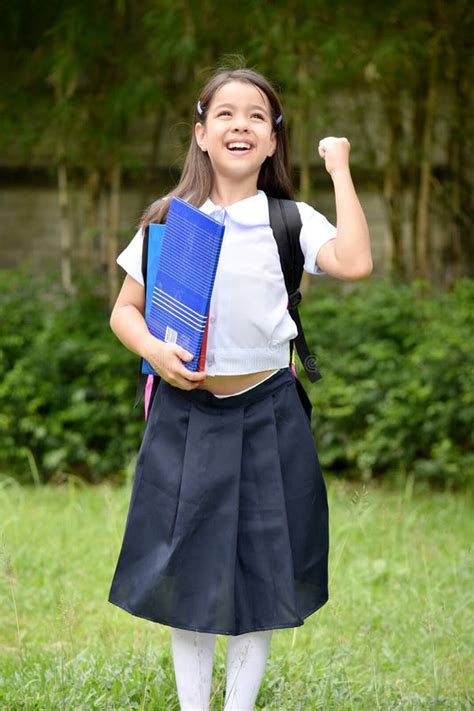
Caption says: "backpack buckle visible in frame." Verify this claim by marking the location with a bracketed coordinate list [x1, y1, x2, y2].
[288, 289, 302, 310]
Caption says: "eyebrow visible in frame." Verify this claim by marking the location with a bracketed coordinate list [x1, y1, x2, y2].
[213, 102, 270, 115]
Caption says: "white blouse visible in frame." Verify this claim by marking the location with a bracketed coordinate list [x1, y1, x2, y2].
[116, 190, 336, 376]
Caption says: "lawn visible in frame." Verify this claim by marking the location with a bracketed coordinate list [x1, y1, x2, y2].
[0, 475, 472, 709]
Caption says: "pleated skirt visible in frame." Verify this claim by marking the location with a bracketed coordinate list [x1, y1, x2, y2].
[108, 367, 329, 636]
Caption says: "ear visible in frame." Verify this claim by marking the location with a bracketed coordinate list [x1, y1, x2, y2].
[195, 122, 207, 152]
[268, 131, 277, 157]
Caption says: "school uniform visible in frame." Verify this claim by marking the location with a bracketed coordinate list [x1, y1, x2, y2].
[108, 190, 337, 636]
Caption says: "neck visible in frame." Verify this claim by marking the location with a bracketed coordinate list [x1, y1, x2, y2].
[210, 175, 259, 208]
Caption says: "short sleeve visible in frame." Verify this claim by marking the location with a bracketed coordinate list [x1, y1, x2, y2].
[296, 201, 337, 275]
[116, 227, 145, 286]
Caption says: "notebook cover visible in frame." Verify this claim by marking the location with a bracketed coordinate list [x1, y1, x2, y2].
[142, 197, 224, 375]
[144, 224, 165, 325]
[141, 224, 165, 376]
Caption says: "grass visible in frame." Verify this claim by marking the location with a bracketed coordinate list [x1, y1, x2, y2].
[0, 474, 472, 710]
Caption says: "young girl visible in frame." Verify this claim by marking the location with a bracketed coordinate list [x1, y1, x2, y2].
[108, 67, 372, 710]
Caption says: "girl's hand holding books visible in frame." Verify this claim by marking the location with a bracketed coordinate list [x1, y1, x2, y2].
[318, 136, 351, 177]
[143, 337, 207, 390]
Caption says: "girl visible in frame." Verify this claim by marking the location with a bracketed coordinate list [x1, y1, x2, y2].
[108, 67, 372, 710]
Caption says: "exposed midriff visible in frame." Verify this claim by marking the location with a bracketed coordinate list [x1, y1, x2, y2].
[197, 369, 277, 396]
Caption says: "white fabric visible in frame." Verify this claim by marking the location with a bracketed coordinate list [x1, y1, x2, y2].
[170, 626, 273, 711]
[225, 629, 273, 710]
[117, 190, 336, 377]
[170, 628, 216, 711]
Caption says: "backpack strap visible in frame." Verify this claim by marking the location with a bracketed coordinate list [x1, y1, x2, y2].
[268, 197, 322, 383]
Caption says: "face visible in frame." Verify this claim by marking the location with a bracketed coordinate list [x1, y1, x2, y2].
[194, 80, 277, 186]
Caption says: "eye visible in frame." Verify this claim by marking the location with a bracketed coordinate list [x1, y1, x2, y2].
[251, 112, 265, 120]
[217, 110, 232, 117]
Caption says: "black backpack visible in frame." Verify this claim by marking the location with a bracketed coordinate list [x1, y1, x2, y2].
[135, 197, 321, 420]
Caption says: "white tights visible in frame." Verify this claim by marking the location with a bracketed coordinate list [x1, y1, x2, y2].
[170, 626, 273, 711]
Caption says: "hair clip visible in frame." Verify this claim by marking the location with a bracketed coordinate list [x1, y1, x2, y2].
[275, 114, 283, 125]
[197, 100, 204, 116]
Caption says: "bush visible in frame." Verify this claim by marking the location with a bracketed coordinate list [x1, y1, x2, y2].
[0, 269, 143, 484]
[301, 277, 474, 488]
[1, 269, 472, 488]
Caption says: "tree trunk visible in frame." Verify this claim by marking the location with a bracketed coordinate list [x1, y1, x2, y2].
[414, 35, 438, 280]
[409, 85, 423, 280]
[107, 162, 122, 309]
[441, 78, 463, 288]
[382, 86, 406, 282]
[57, 152, 74, 294]
[449, 52, 474, 279]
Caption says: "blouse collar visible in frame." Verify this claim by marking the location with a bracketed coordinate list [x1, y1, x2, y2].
[199, 189, 269, 227]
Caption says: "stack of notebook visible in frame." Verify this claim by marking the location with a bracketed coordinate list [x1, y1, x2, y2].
[142, 197, 225, 375]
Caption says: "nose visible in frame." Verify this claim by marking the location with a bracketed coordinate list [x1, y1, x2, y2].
[231, 112, 249, 132]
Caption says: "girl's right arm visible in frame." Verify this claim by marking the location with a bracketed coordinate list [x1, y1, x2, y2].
[110, 275, 207, 390]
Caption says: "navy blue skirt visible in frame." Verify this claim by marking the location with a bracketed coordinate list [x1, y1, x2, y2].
[108, 367, 329, 636]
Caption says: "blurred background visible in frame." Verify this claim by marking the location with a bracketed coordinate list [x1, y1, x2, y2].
[0, 3, 473, 706]
[1, 0, 472, 488]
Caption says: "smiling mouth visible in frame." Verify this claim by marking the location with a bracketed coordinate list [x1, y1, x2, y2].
[226, 141, 253, 153]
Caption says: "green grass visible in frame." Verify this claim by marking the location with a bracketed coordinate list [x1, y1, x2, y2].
[0, 475, 472, 710]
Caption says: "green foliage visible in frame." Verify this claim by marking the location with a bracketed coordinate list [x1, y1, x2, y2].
[302, 277, 474, 488]
[0, 269, 143, 484]
[1, 270, 473, 486]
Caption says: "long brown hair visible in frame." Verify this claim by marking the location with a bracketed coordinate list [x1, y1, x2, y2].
[140, 68, 293, 227]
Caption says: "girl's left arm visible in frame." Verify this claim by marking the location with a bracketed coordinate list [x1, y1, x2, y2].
[316, 137, 373, 280]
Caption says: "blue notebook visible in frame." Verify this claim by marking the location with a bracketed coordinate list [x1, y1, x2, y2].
[142, 197, 225, 375]
[142, 223, 165, 375]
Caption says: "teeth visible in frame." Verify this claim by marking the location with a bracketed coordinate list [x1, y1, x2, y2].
[228, 142, 251, 150]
